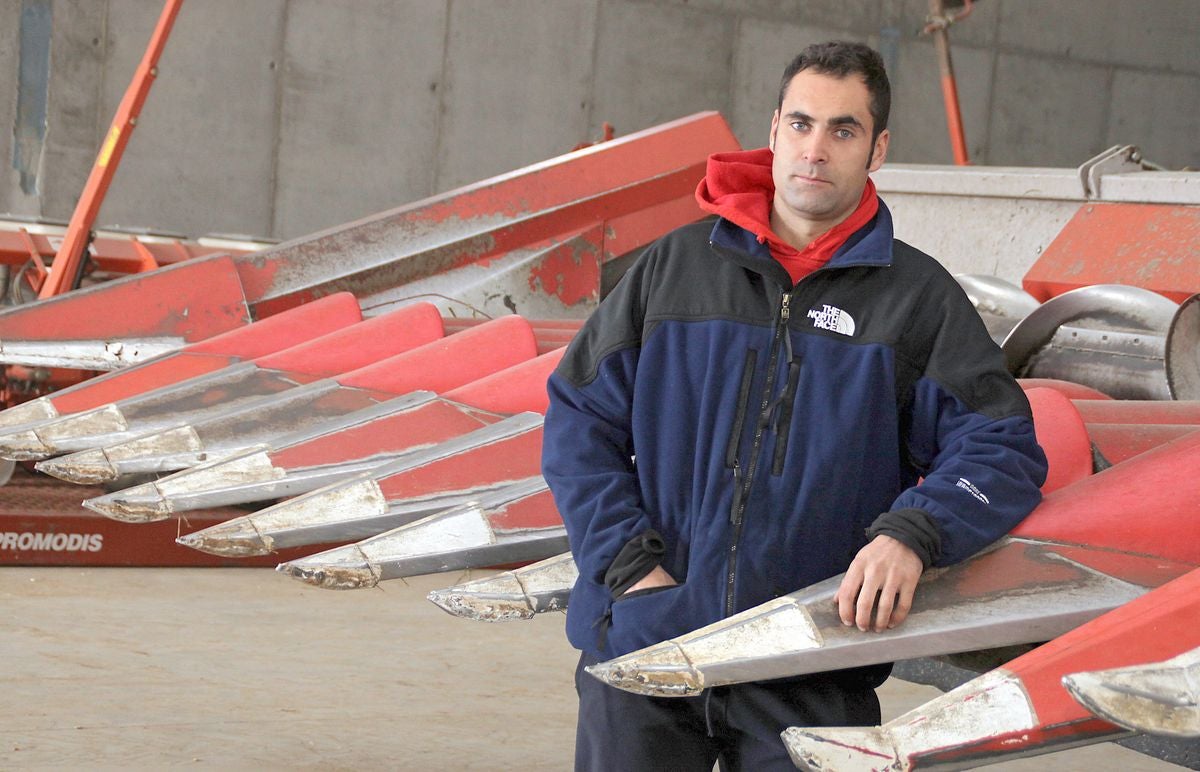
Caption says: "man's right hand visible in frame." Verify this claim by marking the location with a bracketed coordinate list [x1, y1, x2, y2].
[622, 565, 677, 595]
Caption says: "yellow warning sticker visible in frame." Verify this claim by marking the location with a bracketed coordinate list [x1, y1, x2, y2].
[97, 124, 121, 167]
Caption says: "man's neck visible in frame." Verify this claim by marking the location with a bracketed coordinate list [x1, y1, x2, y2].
[769, 203, 849, 252]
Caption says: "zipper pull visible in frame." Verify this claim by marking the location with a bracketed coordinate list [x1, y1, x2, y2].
[731, 460, 743, 523]
[780, 293, 791, 323]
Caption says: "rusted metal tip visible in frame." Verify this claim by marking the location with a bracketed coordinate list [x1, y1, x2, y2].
[781, 726, 901, 771]
[426, 586, 539, 622]
[584, 644, 704, 697]
[82, 484, 172, 522]
[175, 520, 273, 557]
[0, 429, 55, 461]
[275, 547, 380, 590]
[1063, 653, 1200, 738]
[34, 448, 118, 484]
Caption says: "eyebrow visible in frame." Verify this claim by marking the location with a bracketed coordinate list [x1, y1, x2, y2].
[785, 111, 865, 131]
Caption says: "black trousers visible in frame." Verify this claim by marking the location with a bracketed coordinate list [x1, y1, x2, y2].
[574, 653, 883, 771]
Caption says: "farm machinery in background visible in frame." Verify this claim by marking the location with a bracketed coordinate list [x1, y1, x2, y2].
[0, 108, 1198, 769]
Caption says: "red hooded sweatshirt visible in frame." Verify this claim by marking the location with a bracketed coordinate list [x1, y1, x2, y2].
[695, 147, 879, 285]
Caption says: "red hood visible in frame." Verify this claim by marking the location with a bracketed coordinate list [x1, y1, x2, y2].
[695, 148, 878, 276]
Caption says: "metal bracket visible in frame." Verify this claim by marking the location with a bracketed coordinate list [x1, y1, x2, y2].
[1078, 145, 1143, 199]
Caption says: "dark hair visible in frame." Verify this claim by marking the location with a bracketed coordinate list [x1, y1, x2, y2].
[777, 41, 891, 142]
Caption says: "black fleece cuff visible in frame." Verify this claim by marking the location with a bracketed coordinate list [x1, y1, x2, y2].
[604, 530, 666, 598]
[866, 508, 942, 569]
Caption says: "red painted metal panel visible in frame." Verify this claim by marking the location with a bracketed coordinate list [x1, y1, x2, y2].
[1011, 428, 1200, 564]
[232, 113, 740, 313]
[443, 348, 565, 415]
[50, 353, 239, 414]
[376, 426, 543, 501]
[1025, 387, 1092, 493]
[0, 227, 255, 270]
[1023, 203, 1200, 303]
[1087, 422, 1196, 465]
[1072, 398, 1200, 425]
[927, 570, 1200, 765]
[186, 292, 362, 358]
[28, 293, 363, 415]
[442, 318, 581, 354]
[488, 487, 561, 532]
[0, 469, 314, 567]
[525, 225, 604, 309]
[1018, 377, 1112, 400]
[338, 315, 537, 394]
[0, 255, 249, 341]
[269, 400, 501, 470]
[254, 302, 443, 376]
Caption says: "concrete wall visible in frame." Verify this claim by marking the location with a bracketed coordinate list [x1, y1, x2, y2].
[1, 0, 1197, 242]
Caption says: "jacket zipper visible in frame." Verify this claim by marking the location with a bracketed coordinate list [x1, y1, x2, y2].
[724, 349, 759, 469]
[771, 359, 802, 475]
[725, 290, 791, 616]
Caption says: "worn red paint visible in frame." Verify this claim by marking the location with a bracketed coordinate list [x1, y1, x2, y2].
[527, 227, 603, 308]
[489, 488, 561, 532]
[376, 427, 543, 502]
[1011, 428, 1200, 564]
[1024, 203, 1200, 302]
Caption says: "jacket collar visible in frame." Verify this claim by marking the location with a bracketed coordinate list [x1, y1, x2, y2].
[710, 197, 895, 283]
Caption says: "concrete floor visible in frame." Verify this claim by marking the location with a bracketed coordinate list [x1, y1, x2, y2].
[0, 567, 1183, 770]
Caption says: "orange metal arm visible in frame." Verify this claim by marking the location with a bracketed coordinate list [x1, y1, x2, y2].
[925, 0, 971, 166]
[38, 0, 185, 299]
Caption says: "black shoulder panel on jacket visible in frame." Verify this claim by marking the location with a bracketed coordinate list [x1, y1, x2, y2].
[888, 241, 1032, 421]
[555, 220, 777, 388]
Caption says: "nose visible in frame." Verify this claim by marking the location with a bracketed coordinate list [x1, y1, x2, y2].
[800, 133, 829, 165]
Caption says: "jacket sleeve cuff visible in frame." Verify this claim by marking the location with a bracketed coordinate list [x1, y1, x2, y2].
[866, 508, 941, 569]
[603, 529, 666, 598]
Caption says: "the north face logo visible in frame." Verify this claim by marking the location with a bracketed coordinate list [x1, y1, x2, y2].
[807, 304, 856, 336]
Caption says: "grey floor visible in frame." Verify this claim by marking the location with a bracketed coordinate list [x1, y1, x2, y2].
[1, 567, 1182, 770]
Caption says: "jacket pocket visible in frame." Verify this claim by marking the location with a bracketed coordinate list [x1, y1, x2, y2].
[725, 348, 758, 469]
[772, 358, 802, 475]
[613, 584, 677, 602]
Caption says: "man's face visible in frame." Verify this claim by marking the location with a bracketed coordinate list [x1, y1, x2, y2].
[769, 69, 889, 235]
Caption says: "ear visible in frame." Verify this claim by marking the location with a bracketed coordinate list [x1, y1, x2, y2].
[868, 128, 890, 172]
[769, 109, 780, 152]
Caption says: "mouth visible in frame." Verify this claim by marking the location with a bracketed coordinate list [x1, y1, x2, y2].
[792, 173, 829, 185]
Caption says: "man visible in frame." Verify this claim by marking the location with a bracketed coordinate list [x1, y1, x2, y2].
[542, 41, 1048, 770]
